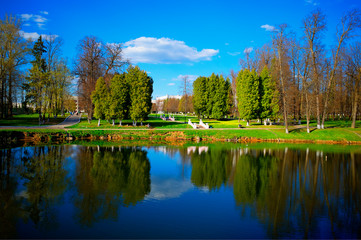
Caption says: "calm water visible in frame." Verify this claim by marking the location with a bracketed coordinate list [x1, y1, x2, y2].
[1, 143, 361, 239]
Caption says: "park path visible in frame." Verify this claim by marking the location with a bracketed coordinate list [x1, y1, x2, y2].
[46, 114, 82, 129]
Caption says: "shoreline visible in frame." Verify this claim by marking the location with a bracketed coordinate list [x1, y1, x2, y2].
[1, 128, 361, 146]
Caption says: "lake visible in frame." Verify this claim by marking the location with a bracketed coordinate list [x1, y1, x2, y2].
[1, 142, 360, 239]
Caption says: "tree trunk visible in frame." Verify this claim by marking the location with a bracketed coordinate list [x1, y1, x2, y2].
[305, 92, 310, 133]
[351, 90, 358, 128]
[316, 95, 321, 129]
[7, 73, 12, 118]
[98, 118, 100, 127]
[119, 119, 122, 126]
[112, 119, 115, 126]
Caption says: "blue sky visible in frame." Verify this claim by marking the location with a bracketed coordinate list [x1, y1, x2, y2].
[1, 0, 360, 99]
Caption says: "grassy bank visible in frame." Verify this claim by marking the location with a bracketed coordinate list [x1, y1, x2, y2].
[2, 126, 361, 146]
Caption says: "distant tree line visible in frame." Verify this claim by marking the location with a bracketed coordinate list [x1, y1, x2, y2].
[91, 66, 153, 126]
[233, 8, 361, 133]
[151, 95, 193, 114]
[0, 15, 74, 123]
[192, 8, 361, 133]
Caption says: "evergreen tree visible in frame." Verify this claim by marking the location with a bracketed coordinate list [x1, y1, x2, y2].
[25, 36, 47, 124]
[260, 66, 279, 123]
[236, 69, 261, 126]
[192, 76, 207, 118]
[212, 75, 230, 119]
[206, 73, 217, 117]
[127, 66, 153, 125]
[91, 77, 109, 125]
[110, 73, 129, 126]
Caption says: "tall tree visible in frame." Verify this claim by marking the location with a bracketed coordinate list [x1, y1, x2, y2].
[344, 42, 361, 128]
[180, 75, 191, 122]
[236, 69, 261, 126]
[109, 73, 129, 126]
[321, 9, 361, 128]
[0, 14, 29, 118]
[303, 9, 326, 129]
[212, 75, 230, 119]
[74, 36, 105, 123]
[206, 73, 217, 117]
[260, 66, 279, 123]
[127, 66, 153, 125]
[192, 76, 207, 118]
[91, 77, 108, 126]
[273, 24, 290, 133]
[25, 36, 48, 124]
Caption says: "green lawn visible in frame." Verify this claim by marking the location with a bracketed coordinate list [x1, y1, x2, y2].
[0, 113, 70, 126]
[68, 114, 361, 131]
[67, 115, 194, 129]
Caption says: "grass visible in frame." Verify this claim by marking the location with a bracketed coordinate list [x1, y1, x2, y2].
[0, 113, 70, 126]
[3, 112, 361, 143]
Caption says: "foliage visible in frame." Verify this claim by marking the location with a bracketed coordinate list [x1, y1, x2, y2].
[260, 66, 279, 120]
[192, 74, 231, 119]
[127, 66, 153, 123]
[193, 76, 208, 118]
[91, 77, 109, 120]
[236, 69, 261, 122]
[110, 73, 129, 121]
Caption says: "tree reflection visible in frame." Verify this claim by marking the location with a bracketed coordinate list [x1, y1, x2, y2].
[74, 146, 150, 226]
[19, 146, 69, 230]
[190, 148, 233, 191]
[0, 146, 70, 236]
[231, 148, 361, 238]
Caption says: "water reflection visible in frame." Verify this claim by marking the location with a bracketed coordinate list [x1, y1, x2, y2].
[183, 146, 361, 238]
[74, 146, 150, 226]
[1, 144, 361, 238]
[0, 146, 71, 237]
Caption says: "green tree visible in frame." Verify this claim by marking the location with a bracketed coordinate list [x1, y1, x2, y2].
[109, 73, 129, 126]
[0, 15, 29, 118]
[91, 77, 109, 125]
[192, 76, 207, 118]
[236, 69, 261, 126]
[127, 66, 153, 125]
[25, 36, 48, 124]
[260, 66, 279, 123]
[212, 75, 231, 119]
[206, 74, 217, 117]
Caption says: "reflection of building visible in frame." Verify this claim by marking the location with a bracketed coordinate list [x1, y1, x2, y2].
[187, 146, 209, 155]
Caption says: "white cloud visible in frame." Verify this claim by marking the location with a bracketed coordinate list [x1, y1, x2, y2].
[305, 0, 319, 6]
[243, 47, 254, 54]
[261, 24, 276, 32]
[172, 74, 199, 82]
[20, 13, 48, 28]
[146, 177, 194, 200]
[19, 30, 58, 41]
[40, 11, 49, 15]
[122, 37, 219, 64]
[227, 52, 241, 56]
[168, 83, 175, 86]
[20, 14, 33, 21]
